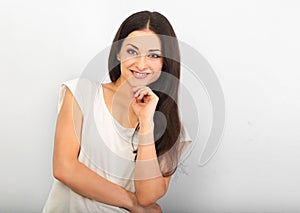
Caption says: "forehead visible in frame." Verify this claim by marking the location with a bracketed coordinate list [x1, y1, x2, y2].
[122, 30, 162, 50]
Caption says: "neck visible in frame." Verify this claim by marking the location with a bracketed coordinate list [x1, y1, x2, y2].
[113, 77, 134, 100]
[112, 78, 139, 128]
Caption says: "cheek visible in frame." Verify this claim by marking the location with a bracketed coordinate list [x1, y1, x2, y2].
[120, 60, 134, 72]
[150, 60, 163, 71]
[149, 61, 162, 80]
[151, 70, 162, 83]
[152, 60, 163, 80]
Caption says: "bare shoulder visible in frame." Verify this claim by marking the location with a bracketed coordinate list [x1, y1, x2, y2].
[101, 82, 116, 100]
[102, 82, 115, 93]
[101, 82, 116, 110]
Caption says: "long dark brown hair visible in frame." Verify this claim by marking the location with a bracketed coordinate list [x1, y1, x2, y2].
[108, 11, 181, 176]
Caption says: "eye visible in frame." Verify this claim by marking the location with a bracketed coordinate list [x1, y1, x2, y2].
[127, 48, 138, 55]
[148, 53, 161, 58]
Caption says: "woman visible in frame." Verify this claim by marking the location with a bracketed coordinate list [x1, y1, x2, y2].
[43, 10, 192, 213]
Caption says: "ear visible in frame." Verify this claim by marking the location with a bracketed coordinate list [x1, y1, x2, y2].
[117, 53, 120, 61]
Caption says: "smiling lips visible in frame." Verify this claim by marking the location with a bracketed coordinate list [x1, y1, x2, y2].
[130, 70, 151, 79]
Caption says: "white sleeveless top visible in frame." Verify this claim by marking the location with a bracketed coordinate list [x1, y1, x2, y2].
[43, 78, 192, 213]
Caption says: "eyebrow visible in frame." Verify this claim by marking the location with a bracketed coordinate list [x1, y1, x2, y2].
[126, 43, 161, 52]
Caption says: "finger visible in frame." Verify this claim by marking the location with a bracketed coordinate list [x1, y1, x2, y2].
[137, 89, 151, 100]
[131, 95, 142, 104]
[134, 87, 151, 98]
[133, 87, 147, 97]
[133, 86, 151, 94]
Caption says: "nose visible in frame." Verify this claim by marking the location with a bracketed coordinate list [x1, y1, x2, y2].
[136, 55, 147, 71]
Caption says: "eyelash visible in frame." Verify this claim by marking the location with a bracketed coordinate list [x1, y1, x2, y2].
[149, 53, 161, 58]
[126, 49, 161, 58]
[127, 49, 138, 55]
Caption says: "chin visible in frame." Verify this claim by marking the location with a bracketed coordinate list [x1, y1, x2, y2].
[127, 78, 151, 87]
[127, 75, 158, 87]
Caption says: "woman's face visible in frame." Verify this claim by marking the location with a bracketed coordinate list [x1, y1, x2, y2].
[117, 30, 163, 87]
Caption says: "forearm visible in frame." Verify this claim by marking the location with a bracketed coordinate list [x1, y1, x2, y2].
[54, 160, 134, 210]
[134, 120, 167, 206]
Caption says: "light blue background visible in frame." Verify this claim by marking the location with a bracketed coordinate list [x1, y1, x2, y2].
[1, 0, 300, 212]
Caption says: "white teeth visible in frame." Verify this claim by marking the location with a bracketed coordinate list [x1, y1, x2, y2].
[131, 71, 149, 79]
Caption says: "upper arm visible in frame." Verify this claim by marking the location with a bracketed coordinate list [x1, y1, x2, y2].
[53, 87, 83, 177]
